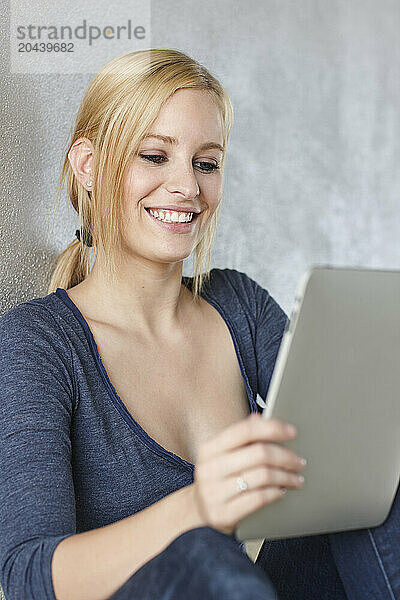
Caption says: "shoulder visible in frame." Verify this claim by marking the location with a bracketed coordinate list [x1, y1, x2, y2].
[205, 267, 289, 331]
[1, 295, 64, 341]
[0, 297, 75, 386]
[204, 267, 274, 306]
[206, 267, 260, 294]
[203, 267, 265, 305]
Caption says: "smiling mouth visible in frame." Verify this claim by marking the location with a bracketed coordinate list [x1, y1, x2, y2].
[144, 207, 200, 224]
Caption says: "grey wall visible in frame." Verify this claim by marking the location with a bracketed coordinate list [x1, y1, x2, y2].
[1, 0, 399, 315]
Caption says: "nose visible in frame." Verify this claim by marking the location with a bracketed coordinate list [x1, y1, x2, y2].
[165, 161, 200, 200]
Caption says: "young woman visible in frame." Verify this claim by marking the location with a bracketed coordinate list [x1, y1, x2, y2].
[0, 48, 398, 600]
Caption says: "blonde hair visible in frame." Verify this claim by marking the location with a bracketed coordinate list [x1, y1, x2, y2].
[47, 48, 234, 302]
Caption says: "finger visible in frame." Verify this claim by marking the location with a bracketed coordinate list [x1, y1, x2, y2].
[210, 487, 286, 533]
[222, 465, 304, 503]
[198, 413, 298, 461]
[200, 441, 305, 481]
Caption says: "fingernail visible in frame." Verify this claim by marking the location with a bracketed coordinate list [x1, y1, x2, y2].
[285, 424, 297, 435]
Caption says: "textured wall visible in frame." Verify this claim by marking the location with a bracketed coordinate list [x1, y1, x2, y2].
[1, 0, 399, 315]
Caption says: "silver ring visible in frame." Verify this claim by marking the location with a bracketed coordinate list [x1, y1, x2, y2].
[236, 476, 248, 493]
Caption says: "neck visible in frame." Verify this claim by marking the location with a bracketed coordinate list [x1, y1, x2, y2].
[70, 256, 194, 342]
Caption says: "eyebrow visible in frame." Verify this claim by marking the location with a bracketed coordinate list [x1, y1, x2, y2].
[142, 133, 224, 153]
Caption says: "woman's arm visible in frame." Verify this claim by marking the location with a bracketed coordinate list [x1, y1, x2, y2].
[52, 483, 204, 600]
[0, 304, 205, 600]
[0, 304, 78, 599]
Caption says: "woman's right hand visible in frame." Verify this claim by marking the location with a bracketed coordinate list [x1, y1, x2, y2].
[192, 412, 307, 536]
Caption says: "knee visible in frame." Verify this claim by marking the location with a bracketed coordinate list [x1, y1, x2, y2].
[167, 526, 278, 599]
[170, 525, 242, 557]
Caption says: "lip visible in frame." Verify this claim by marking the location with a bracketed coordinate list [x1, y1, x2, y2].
[145, 205, 201, 214]
[144, 206, 200, 232]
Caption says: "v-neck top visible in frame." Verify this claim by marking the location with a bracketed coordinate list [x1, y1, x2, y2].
[0, 268, 288, 600]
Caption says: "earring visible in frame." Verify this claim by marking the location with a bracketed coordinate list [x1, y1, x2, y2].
[87, 180, 92, 187]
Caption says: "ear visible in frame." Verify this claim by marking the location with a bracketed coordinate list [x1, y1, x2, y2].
[68, 137, 94, 191]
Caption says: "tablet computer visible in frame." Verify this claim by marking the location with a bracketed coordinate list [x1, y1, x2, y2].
[235, 265, 400, 542]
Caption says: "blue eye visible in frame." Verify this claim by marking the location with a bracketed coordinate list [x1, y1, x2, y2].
[139, 154, 220, 173]
[196, 161, 220, 173]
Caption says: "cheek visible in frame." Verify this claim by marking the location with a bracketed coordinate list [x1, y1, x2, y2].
[123, 167, 160, 203]
[203, 176, 223, 207]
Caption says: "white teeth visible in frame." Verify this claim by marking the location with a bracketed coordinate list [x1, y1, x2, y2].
[148, 209, 193, 223]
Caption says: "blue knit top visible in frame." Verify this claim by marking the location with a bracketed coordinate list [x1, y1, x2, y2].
[0, 268, 288, 599]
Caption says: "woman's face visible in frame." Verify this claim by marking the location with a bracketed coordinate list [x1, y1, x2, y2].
[120, 88, 225, 266]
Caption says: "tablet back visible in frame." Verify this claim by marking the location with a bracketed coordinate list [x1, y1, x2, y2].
[235, 266, 400, 541]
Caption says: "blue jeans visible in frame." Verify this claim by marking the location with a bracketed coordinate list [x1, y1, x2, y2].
[109, 526, 278, 599]
[109, 481, 399, 599]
